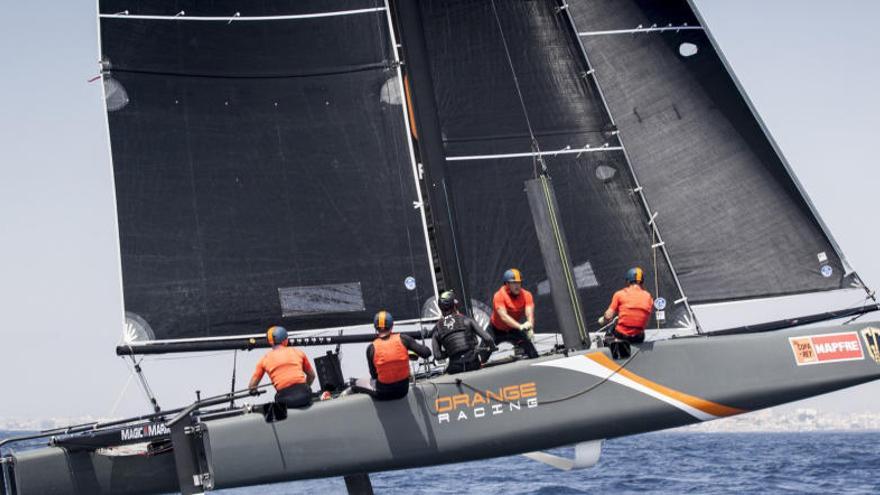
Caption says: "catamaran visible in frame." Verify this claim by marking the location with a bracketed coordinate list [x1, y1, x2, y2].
[2, 1, 879, 494]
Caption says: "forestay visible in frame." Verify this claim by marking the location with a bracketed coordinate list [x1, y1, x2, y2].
[99, 0, 435, 339]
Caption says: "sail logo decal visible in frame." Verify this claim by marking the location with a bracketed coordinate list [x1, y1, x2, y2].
[789, 332, 864, 366]
[120, 422, 170, 442]
[861, 327, 880, 365]
[535, 353, 745, 422]
[433, 383, 538, 424]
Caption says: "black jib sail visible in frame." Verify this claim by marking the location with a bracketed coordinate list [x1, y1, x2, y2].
[99, 0, 436, 339]
[409, 0, 693, 331]
[567, 0, 861, 304]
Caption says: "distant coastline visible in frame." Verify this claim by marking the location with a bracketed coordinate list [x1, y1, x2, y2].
[674, 408, 880, 433]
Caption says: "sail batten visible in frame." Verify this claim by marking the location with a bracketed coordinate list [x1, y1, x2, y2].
[98, 7, 387, 22]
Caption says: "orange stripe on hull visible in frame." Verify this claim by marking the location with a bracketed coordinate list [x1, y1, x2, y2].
[587, 353, 745, 417]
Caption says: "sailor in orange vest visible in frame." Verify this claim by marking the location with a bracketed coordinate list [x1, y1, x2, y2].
[487, 268, 539, 359]
[366, 310, 431, 400]
[599, 267, 654, 344]
[249, 326, 316, 408]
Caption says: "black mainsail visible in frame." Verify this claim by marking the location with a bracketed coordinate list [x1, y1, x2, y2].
[3, 2, 879, 494]
[100, 0, 436, 339]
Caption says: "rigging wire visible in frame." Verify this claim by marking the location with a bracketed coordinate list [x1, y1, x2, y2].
[842, 290, 878, 325]
[118, 354, 161, 413]
[108, 367, 136, 418]
[652, 228, 660, 329]
[488, 0, 546, 177]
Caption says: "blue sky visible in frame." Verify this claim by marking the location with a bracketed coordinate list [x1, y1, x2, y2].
[0, 1, 878, 419]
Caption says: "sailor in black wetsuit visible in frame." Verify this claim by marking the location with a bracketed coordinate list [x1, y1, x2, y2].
[431, 291, 496, 375]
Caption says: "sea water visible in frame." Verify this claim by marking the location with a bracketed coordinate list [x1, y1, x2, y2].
[3, 431, 878, 494]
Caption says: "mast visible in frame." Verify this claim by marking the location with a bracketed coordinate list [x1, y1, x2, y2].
[391, 0, 472, 314]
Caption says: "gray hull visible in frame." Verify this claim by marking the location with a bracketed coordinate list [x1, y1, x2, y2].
[8, 322, 880, 493]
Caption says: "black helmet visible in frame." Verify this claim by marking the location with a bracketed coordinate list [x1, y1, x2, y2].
[438, 290, 457, 313]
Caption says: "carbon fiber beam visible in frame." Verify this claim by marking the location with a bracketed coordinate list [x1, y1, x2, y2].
[526, 176, 589, 350]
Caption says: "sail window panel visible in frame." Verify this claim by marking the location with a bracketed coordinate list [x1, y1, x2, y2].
[278, 283, 365, 318]
[105, 69, 432, 339]
[100, 0, 382, 19]
[446, 154, 690, 332]
[100, 11, 388, 77]
[570, 0, 849, 302]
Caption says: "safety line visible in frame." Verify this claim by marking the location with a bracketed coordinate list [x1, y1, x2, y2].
[446, 146, 623, 162]
[578, 26, 703, 37]
[535, 352, 744, 420]
[99, 7, 386, 22]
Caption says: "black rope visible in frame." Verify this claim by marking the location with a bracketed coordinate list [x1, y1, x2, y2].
[422, 348, 641, 415]
[229, 349, 238, 408]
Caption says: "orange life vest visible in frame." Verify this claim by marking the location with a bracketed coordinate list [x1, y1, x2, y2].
[609, 285, 654, 337]
[252, 346, 310, 391]
[372, 333, 411, 384]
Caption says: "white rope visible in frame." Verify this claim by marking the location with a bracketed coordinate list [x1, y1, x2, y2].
[108, 368, 136, 418]
[579, 25, 703, 37]
[446, 146, 623, 162]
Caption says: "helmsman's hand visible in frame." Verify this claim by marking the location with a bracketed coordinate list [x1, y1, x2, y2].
[598, 316, 606, 326]
[520, 321, 533, 332]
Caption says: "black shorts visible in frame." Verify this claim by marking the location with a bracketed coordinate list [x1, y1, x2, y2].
[375, 378, 410, 401]
[612, 328, 645, 344]
[446, 351, 481, 374]
[275, 383, 313, 408]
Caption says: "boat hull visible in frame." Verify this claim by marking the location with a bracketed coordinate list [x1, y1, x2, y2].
[7, 322, 880, 493]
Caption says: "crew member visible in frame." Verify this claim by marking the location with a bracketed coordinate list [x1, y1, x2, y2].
[487, 268, 539, 359]
[366, 310, 432, 400]
[431, 290, 496, 374]
[249, 325, 316, 408]
[599, 267, 654, 344]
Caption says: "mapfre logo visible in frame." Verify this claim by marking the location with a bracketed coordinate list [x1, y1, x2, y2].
[862, 327, 880, 365]
[789, 332, 864, 366]
[434, 382, 538, 424]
